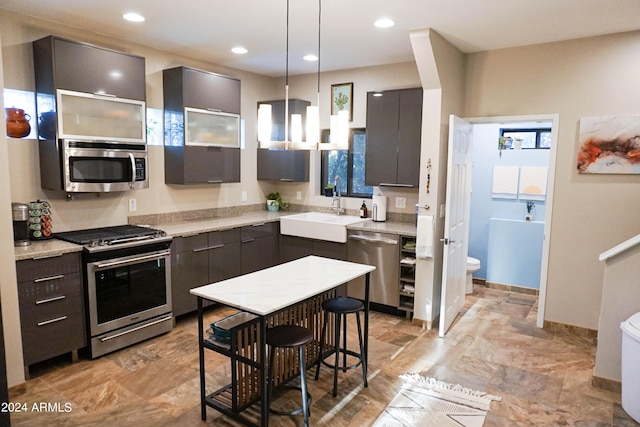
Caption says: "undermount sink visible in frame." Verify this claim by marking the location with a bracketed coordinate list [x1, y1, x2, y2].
[280, 212, 370, 243]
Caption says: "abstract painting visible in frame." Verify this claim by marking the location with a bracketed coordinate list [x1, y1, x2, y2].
[577, 115, 640, 174]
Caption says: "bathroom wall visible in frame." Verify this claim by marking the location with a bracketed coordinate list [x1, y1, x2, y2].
[468, 122, 550, 281]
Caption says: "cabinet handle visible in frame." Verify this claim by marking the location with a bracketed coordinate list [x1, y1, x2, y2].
[32, 254, 63, 261]
[379, 183, 414, 188]
[92, 92, 116, 98]
[207, 108, 222, 112]
[251, 223, 266, 227]
[193, 244, 224, 253]
[241, 239, 255, 244]
[35, 295, 66, 305]
[207, 180, 223, 184]
[37, 316, 67, 326]
[280, 178, 294, 182]
[100, 315, 172, 342]
[181, 232, 202, 238]
[34, 274, 64, 283]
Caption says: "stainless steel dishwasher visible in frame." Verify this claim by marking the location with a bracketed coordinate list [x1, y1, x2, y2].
[347, 230, 399, 307]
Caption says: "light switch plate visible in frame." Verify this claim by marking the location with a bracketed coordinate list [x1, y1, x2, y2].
[241, 191, 247, 202]
[395, 197, 406, 209]
[296, 191, 302, 200]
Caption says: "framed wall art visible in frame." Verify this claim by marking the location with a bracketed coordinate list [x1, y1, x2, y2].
[577, 115, 640, 174]
[331, 82, 353, 121]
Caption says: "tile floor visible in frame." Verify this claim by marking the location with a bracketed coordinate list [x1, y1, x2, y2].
[9, 285, 640, 426]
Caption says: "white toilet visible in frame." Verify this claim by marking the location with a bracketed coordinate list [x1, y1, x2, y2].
[466, 257, 481, 294]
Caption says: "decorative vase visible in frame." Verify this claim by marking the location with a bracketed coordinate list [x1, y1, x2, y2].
[324, 188, 333, 197]
[5, 107, 31, 138]
[525, 213, 533, 221]
[266, 200, 279, 212]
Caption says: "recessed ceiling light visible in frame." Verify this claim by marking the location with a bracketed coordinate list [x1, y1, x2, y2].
[123, 12, 145, 22]
[374, 18, 395, 28]
[303, 54, 318, 62]
[231, 47, 248, 55]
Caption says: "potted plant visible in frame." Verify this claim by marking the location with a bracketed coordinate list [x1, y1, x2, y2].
[525, 201, 535, 221]
[324, 184, 334, 197]
[266, 192, 289, 212]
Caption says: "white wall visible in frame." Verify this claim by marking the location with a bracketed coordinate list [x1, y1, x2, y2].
[0, 29, 26, 389]
[465, 31, 640, 330]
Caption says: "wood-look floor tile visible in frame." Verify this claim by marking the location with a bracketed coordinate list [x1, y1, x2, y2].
[12, 285, 629, 426]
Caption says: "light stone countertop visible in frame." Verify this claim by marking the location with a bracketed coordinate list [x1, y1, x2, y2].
[153, 211, 288, 237]
[191, 255, 375, 315]
[14, 211, 416, 260]
[14, 239, 83, 261]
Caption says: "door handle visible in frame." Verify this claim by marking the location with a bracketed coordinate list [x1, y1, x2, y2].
[439, 238, 455, 245]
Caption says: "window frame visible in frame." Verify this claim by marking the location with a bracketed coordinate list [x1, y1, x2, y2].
[499, 128, 552, 149]
[320, 127, 373, 198]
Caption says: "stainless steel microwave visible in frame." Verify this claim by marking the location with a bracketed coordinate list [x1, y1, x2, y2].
[60, 139, 148, 192]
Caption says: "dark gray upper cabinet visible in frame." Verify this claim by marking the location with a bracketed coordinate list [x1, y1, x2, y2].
[163, 66, 241, 184]
[164, 66, 240, 114]
[365, 88, 423, 187]
[257, 150, 309, 182]
[257, 99, 310, 182]
[33, 36, 146, 100]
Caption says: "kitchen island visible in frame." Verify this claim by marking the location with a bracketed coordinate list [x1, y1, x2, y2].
[190, 255, 375, 426]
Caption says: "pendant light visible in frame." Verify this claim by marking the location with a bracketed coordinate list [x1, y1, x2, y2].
[258, 0, 320, 150]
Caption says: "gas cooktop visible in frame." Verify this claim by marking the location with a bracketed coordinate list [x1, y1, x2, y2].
[55, 225, 170, 251]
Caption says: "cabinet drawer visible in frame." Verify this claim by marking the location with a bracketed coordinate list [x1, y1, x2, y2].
[209, 229, 241, 246]
[18, 271, 82, 307]
[21, 303, 85, 366]
[171, 233, 208, 253]
[241, 222, 275, 240]
[16, 252, 81, 282]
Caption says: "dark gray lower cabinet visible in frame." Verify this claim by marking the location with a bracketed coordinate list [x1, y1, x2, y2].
[171, 223, 279, 317]
[279, 235, 346, 263]
[171, 230, 241, 317]
[16, 253, 86, 368]
[241, 222, 278, 274]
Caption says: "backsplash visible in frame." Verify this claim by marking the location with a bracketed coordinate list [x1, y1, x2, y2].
[128, 203, 416, 226]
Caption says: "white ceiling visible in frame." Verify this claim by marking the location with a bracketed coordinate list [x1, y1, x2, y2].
[1, 0, 640, 78]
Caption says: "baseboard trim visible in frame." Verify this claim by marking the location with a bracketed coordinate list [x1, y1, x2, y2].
[592, 375, 621, 393]
[543, 320, 598, 342]
[479, 279, 539, 296]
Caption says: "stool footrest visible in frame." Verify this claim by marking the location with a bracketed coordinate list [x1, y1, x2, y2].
[269, 385, 312, 416]
[319, 349, 363, 371]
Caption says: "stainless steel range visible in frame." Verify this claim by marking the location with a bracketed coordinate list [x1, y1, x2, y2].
[55, 225, 173, 358]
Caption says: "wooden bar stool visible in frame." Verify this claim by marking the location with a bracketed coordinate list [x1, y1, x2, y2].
[314, 296, 367, 397]
[266, 325, 313, 427]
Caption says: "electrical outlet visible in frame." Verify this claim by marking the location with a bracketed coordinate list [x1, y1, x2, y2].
[395, 197, 406, 209]
[128, 198, 137, 212]
[241, 191, 247, 202]
[296, 191, 302, 200]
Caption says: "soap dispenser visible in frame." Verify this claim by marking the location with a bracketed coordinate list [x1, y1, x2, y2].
[360, 201, 368, 218]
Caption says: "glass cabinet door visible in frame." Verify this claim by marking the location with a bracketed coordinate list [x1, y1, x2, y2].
[57, 89, 146, 143]
[184, 107, 240, 148]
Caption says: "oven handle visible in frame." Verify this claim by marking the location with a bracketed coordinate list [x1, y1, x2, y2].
[99, 314, 173, 342]
[129, 153, 136, 190]
[95, 251, 169, 269]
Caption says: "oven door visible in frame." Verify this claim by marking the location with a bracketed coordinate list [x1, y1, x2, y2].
[63, 140, 148, 192]
[86, 248, 171, 337]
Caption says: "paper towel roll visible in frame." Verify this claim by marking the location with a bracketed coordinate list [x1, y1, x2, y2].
[372, 194, 387, 222]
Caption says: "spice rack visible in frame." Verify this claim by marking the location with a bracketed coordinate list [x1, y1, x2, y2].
[398, 235, 416, 318]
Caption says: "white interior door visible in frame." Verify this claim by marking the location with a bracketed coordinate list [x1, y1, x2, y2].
[439, 115, 473, 337]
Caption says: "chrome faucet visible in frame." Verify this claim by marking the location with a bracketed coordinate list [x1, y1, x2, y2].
[331, 175, 344, 215]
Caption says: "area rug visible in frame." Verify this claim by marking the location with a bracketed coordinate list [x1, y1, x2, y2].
[372, 374, 502, 427]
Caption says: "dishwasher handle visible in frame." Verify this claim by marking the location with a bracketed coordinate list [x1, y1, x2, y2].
[348, 234, 398, 245]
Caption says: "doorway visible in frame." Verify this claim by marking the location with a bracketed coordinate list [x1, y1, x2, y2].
[465, 114, 558, 328]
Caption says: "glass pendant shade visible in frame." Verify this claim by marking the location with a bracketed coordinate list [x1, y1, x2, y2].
[257, 104, 272, 144]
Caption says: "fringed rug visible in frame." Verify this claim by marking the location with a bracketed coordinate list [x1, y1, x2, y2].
[373, 374, 502, 427]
